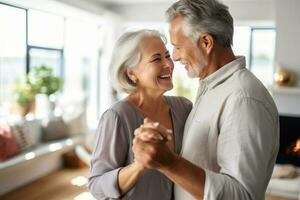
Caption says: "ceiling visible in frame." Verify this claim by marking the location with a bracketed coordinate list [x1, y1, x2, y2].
[94, 0, 270, 4]
[98, 0, 173, 3]
[55, 0, 275, 22]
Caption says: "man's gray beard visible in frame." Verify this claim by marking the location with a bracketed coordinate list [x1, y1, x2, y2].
[187, 65, 203, 78]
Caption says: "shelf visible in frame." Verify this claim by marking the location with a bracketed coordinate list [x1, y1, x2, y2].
[0, 135, 83, 170]
[268, 85, 300, 95]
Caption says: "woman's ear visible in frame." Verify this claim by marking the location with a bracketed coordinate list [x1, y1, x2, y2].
[197, 33, 214, 55]
[127, 69, 137, 84]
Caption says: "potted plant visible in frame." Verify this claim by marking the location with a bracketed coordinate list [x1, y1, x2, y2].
[13, 77, 37, 116]
[13, 66, 62, 117]
[28, 65, 62, 118]
[28, 65, 62, 96]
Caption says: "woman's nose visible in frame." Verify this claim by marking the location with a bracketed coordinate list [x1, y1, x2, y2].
[164, 58, 174, 70]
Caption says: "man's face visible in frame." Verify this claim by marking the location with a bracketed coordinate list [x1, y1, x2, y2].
[170, 16, 207, 78]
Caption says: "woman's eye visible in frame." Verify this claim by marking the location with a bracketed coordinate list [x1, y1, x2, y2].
[151, 58, 161, 62]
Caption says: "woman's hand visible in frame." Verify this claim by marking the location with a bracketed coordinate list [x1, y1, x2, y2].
[132, 118, 177, 170]
[134, 118, 173, 142]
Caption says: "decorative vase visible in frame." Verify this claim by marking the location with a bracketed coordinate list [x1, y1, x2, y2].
[273, 68, 293, 86]
[35, 94, 51, 119]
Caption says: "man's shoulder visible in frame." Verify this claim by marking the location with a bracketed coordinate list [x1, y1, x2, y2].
[227, 69, 267, 97]
[225, 69, 277, 112]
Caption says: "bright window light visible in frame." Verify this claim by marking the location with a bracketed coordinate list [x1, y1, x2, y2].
[0, 4, 26, 113]
[74, 192, 96, 200]
[24, 152, 36, 160]
[28, 10, 64, 48]
[49, 143, 62, 152]
[70, 176, 88, 187]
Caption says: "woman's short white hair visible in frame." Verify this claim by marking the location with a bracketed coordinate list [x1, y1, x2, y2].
[166, 0, 233, 47]
[110, 29, 167, 94]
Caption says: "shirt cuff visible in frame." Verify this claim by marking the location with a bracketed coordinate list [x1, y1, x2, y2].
[203, 169, 225, 200]
[92, 167, 123, 199]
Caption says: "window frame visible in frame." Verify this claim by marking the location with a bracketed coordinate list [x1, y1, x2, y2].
[0, 2, 64, 77]
[27, 45, 64, 77]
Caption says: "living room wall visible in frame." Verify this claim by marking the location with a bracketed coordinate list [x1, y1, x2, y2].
[275, 0, 300, 86]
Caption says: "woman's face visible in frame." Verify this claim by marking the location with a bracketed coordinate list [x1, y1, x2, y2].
[130, 37, 174, 95]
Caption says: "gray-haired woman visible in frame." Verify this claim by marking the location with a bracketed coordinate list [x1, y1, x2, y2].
[88, 29, 192, 200]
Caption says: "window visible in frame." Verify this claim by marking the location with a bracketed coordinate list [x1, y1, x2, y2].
[232, 26, 251, 67]
[0, 3, 104, 129]
[233, 27, 276, 85]
[28, 10, 64, 49]
[29, 47, 63, 76]
[28, 10, 64, 76]
[250, 28, 276, 85]
[64, 19, 101, 128]
[0, 4, 26, 115]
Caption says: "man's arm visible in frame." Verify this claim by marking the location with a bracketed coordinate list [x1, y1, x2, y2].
[160, 154, 206, 199]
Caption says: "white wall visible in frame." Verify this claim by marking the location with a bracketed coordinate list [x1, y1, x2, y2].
[104, 0, 275, 23]
[227, 0, 275, 24]
[271, 0, 300, 116]
[275, 0, 300, 86]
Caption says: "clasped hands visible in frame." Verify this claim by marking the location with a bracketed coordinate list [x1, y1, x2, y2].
[132, 118, 177, 171]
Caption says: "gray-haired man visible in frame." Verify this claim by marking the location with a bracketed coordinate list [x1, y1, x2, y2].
[132, 0, 279, 199]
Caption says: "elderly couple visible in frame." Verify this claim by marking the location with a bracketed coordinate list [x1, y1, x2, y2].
[89, 0, 279, 199]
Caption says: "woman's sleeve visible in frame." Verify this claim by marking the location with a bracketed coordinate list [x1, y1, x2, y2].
[88, 109, 129, 199]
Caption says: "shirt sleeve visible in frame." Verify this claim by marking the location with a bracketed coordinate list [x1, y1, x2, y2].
[88, 109, 129, 200]
[204, 96, 279, 200]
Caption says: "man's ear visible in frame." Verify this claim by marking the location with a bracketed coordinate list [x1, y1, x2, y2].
[127, 69, 137, 84]
[197, 33, 214, 55]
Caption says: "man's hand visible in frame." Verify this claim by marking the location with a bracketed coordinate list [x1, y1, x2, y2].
[132, 118, 177, 170]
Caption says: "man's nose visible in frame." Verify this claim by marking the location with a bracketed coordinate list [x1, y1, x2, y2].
[172, 49, 179, 61]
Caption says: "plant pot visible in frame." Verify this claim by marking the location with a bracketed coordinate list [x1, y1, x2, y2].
[12, 101, 35, 117]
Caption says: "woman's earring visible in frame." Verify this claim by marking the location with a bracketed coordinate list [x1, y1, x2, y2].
[127, 70, 137, 84]
[132, 78, 137, 84]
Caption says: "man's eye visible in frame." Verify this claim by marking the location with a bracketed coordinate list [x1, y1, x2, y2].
[166, 55, 171, 58]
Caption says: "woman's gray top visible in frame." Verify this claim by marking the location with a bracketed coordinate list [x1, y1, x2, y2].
[89, 96, 192, 200]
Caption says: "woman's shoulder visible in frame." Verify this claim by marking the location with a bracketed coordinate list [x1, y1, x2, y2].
[99, 100, 142, 137]
[165, 96, 193, 112]
[99, 100, 139, 129]
[104, 100, 136, 118]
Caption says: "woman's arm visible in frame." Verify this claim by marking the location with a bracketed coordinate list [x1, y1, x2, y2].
[89, 110, 133, 199]
[118, 161, 145, 194]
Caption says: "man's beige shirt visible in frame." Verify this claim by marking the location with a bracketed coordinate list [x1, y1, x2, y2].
[175, 56, 279, 200]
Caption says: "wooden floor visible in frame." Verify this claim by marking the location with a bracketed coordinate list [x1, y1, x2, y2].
[0, 166, 296, 200]
[0, 167, 95, 200]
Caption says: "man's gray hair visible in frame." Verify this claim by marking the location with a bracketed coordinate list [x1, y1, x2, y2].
[166, 0, 233, 47]
[110, 29, 167, 94]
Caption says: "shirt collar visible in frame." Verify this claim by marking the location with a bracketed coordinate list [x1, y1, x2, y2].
[199, 56, 246, 90]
